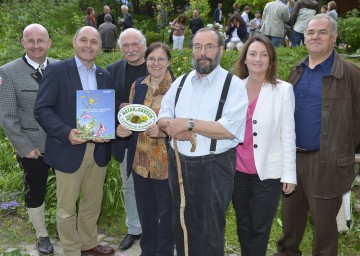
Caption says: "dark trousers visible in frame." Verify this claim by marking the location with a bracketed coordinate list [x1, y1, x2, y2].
[291, 30, 304, 47]
[168, 147, 236, 256]
[132, 171, 174, 256]
[232, 172, 282, 256]
[277, 152, 342, 256]
[17, 155, 50, 208]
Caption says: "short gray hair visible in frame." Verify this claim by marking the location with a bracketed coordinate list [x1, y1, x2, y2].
[121, 5, 128, 11]
[118, 28, 147, 50]
[104, 13, 112, 22]
[305, 14, 337, 35]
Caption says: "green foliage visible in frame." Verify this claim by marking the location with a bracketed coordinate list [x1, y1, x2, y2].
[145, 31, 165, 45]
[133, 15, 158, 33]
[235, 0, 269, 13]
[337, 9, 360, 52]
[0, 0, 82, 64]
[1, 249, 30, 256]
[276, 46, 308, 80]
[153, 0, 174, 13]
[169, 49, 194, 77]
[184, 0, 211, 20]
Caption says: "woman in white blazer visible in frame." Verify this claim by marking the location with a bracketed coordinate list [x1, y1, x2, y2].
[232, 34, 296, 256]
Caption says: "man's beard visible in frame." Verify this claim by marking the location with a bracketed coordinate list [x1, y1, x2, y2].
[192, 51, 221, 75]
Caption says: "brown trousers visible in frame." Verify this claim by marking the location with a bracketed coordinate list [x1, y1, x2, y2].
[277, 152, 342, 256]
[55, 143, 107, 256]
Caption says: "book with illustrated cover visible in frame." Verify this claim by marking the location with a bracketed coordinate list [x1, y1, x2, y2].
[76, 89, 115, 140]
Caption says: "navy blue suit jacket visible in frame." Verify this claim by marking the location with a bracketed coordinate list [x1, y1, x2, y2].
[214, 8, 222, 23]
[34, 58, 112, 173]
[106, 59, 147, 163]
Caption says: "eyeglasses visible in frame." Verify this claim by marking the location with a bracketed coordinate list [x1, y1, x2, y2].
[146, 57, 168, 64]
[121, 42, 140, 50]
[192, 44, 219, 52]
[24, 39, 48, 46]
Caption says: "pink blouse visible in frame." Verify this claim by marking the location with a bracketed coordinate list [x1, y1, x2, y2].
[236, 96, 258, 174]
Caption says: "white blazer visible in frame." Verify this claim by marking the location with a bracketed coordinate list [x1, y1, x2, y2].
[245, 78, 296, 184]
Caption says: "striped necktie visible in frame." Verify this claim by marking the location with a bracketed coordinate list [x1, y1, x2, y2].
[38, 64, 45, 75]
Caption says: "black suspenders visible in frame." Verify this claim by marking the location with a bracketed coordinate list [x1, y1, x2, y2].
[174, 72, 233, 152]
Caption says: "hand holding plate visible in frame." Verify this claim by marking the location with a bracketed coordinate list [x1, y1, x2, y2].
[116, 124, 132, 138]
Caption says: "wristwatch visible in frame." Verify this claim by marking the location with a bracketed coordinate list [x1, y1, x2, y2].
[188, 118, 194, 131]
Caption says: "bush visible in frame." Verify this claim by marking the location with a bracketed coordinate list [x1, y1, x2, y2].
[184, 0, 211, 21]
[145, 31, 165, 45]
[337, 9, 360, 52]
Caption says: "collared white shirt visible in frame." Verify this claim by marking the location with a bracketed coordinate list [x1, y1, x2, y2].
[74, 55, 97, 90]
[25, 54, 48, 70]
[159, 65, 248, 156]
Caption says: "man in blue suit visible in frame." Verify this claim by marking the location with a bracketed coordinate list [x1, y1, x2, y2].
[34, 26, 115, 256]
[213, 3, 223, 24]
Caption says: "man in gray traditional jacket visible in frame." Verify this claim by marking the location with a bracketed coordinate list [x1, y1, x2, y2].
[0, 23, 56, 256]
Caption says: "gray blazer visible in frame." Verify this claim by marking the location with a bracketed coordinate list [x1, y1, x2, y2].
[0, 56, 57, 157]
[99, 22, 118, 49]
[260, 0, 290, 38]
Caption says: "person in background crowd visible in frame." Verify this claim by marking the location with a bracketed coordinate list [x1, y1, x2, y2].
[84, 7, 97, 28]
[250, 11, 262, 35]
[0, 23, 55, 256]
[241, 5, 252, 34]
[34, 26, 114, 256]
[156, 4, 168, 33]
[284, 0, 296, 47]
[183, 0, 190, 12]
[145, 0, 153, 16]
[327, 1, 338, 20]
[176, 5, 184, 14]
[214, 3, 223, 24]
[287, 0, 296, 15]
[229, 3, 240, 16]
[225, 14, 248, 51]
[276, 14, 360, 256]
[260, 0, 290, 47]
[116, 42, 174, 256]
[118, 5, 132, 32]
[171, 14, 186, 50]
[320, 5, 328, 14]
[97, 5, 116, 27]
[106, 28, 147, 251]
[158, 27, 248, 256]
[232, 34, 296, 256]
[99, 14, 118, 52]
[290, 0, 318, 47]
[188, 9, 204, 47]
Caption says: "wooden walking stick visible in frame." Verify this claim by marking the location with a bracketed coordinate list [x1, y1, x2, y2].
[173, 134, 196, 256]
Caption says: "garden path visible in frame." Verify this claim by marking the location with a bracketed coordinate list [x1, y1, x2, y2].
[4, 234, 141, 256]
[3, 234, 239, 256]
